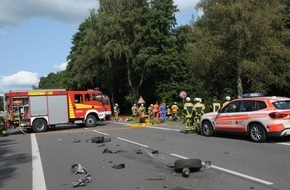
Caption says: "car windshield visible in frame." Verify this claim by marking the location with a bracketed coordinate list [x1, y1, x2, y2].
[272, 100, 290, 109]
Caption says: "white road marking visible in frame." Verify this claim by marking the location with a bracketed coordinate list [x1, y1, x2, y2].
[92, 130, 108, 136]
[277, 142, 290, 146]
[31, 134, 47, 190]
[170, 153, 189, 159]
[170, 153, 273, 186]
[117, 137, 149, 148]
[147, 126, 181, 132]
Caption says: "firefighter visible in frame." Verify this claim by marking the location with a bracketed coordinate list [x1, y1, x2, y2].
[166, 106, 171, 118]
[147, 104, 153, 119]
[193, 98, 205, 133]
[183, 97, 194, 133]
[211, 96, 221, 112]
[131, 104, 138, 118]
[171, 102, 179, 121]
[222, 96, 231, 107]
[138, 104, 146, 116]
[114, 103, 120, 121]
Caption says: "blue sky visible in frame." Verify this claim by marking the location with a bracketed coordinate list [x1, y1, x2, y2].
[0, 0, 200, 94]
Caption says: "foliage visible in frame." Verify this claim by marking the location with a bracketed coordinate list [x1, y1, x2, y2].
[37, 0, 290, 113]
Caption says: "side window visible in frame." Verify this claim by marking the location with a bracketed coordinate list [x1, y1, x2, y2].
[221, 101, 240, 113]
[256, 101, 267, 110]
[74, 94, 83, 103]
[93, 94, 103, 102]
[85, 94, 91, 101]
[241, 100, 256, 112]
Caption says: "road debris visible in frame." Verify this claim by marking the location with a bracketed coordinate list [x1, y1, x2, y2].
[103, 147, 126, 154]
[71, 163, 92, 188]
[72, 173, 92, 188]
[151, 150, 159, 154]
[112, 163, 125, 169]
[71, 163, 87, 174]
[91, 136, 111, 143]
[136, 149, 143, 154]
[174, 158, 203, 177]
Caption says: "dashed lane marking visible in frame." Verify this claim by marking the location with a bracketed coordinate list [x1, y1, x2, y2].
[146, 126, 181, 132]
[277, 142, 290, 146]
[170, 153, 274, 186]
[116, 137, 149, 148]
[31, 134, 47, 190]
[92, 130, 108, 136]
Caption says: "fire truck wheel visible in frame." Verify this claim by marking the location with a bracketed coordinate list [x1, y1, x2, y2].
[32, 119, 48, 133]
[85, 115, 97, 127]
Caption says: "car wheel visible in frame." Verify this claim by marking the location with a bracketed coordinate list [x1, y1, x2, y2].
[249, 124, 266, 143]
[32, 119, 47, 133]
[201, 121, 214, 136]
[85, 115, 97, 127]
[174, 158, 202, 172]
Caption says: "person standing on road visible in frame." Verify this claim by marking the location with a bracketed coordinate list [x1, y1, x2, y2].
[114, 103, 120, 121]
[171, 102, 179, 121]
[193, 98, 205, 133]
[131, 104, 138, 118]
[222, 96, 231, 108]
[153, 102, 159, 121]
[147, 104, 153, 119]
[138, 104, 146, 116]
[160, 102, 167, 122]
[183, 97, 194, 133]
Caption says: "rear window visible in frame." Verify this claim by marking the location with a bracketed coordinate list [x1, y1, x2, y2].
[272, 100, 290, 109]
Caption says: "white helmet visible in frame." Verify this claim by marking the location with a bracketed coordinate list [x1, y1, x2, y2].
[198, 98, 202, 102]
[225, 96, 231, 101]
[194, 97, 199, 102]
[186, 97, 190, 102]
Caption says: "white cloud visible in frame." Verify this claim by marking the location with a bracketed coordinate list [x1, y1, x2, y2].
[0, 0, 99, 30]
[0, 71, 39, 88]
[54, 62, 68, 72]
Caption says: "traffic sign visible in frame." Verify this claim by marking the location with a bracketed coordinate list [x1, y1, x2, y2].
[137, 96, 145, 104]
[179, 91, 187, 98]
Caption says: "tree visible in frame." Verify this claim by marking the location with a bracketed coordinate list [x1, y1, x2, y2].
[188, 0, 290, 98]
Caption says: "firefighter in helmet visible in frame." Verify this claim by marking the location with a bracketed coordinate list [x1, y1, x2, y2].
[114, 103, 120, 121]
[131, 104, 138, 118]
[183, 97, 194, 133]
[193, 98, 205, 133]
[222, 96, 231, 107]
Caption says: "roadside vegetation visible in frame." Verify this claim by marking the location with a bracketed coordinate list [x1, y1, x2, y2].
[37, 0, 290, 112]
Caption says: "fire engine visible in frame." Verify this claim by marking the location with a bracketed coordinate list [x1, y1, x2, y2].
[4, 89, 107, 133]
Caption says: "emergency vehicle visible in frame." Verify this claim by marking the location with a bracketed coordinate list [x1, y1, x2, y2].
[200, 96, 290, 142]
[102, 95, 112, 120]
[4, 89, 106, 132]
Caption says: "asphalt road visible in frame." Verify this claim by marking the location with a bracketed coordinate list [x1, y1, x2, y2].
[1, 120, 290, 190]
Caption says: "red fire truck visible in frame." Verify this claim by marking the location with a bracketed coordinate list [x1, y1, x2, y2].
[4, 89, 106, 132]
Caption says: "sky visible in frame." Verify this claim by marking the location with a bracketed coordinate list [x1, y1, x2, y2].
[0, 0, 201, 94]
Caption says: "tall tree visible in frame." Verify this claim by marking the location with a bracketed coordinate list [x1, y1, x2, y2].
[188, 0, 290, 98]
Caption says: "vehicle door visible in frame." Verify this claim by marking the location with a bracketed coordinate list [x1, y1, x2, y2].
[214, 101, 241, 131]
[230, 100, 256, 132]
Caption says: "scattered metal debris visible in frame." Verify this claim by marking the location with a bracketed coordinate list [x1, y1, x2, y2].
[136, 149, 143, 154]
[151, 150, 159, 154]
[112, 163, 125, 169]
[91, 136, 111, 143]
[73, 139, 81, 143]
[72, 173, 92, 188]
[71, 164, 92, 188]
[174, 158, 202, 177]
[103, 147, 126, 154]
[71, 163, 87, 174]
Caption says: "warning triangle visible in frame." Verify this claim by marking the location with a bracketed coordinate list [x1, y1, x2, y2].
[137, 96, 145, 104]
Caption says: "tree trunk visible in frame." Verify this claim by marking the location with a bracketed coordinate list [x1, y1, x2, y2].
[237, 66, 243, 98]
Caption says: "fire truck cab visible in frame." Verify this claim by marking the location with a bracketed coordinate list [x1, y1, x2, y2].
[4, 89, 106, 133]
